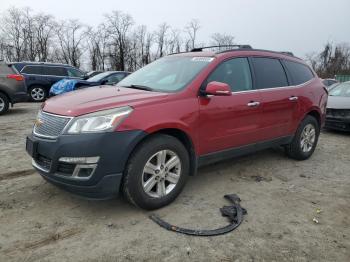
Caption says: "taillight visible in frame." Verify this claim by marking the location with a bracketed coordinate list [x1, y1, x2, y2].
[7, 74, 24, 81]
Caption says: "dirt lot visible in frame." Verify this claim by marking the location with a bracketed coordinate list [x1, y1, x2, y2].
[0, 103, 349, 262]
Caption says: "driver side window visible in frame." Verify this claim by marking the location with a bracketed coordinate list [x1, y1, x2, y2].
[207, 58, 252, 92]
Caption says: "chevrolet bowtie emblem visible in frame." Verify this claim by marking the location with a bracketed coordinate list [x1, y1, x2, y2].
[35, 118, 43, 127]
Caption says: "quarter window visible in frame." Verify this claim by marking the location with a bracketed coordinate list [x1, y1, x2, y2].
[43, 66, 67, 76]
[251, 58, 288, 89]
[206, 58, 252, 92]
[284, 60, 314, 85]
[21, 66, 43, 75]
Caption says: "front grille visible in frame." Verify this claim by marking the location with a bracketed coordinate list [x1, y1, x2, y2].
[35, 154, 52, 171]
[34, 111, 71, 138]
[326, 109, 350, 118]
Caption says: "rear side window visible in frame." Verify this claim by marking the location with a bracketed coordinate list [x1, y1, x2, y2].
[251, 57, 288, 89]
[21, 66, 43, 75]
[206, 58, 252, 92]
[0, 64, 15, 74]
[43, 66, 67, 76]
[284, 60, 314, 85]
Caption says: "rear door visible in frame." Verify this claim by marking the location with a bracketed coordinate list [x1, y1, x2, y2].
[198, 57, 263, 155]
[21, 65, 45, 87]
[250, 57, 299, 140]
[42, 66, 68, 86]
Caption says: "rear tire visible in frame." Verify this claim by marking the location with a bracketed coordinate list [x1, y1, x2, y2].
[123, 134, 190, 210]
[0, 93, 9, 115]
[285, 115, 320, 160]
[29, 86, 47, 102]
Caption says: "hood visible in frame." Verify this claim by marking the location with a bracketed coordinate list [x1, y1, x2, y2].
[43, 85, 169, 116]
[327, 95, 350, 109]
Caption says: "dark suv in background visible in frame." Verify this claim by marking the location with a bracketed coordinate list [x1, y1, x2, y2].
[10, 62, 86, 102]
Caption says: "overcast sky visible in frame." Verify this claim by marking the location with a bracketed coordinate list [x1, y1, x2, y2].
[1, 0, 349, 57]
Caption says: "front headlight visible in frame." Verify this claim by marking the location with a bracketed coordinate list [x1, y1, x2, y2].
[64, 106, 133, 134]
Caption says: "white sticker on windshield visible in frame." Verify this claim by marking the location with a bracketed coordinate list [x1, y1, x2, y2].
[191, 57, 214, 62]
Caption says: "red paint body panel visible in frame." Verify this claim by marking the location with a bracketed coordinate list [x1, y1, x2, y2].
[198, 92, 262, 154]
[42, 50, 327, 158]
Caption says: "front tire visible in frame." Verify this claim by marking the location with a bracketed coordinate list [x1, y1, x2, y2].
[285, 115, 320, 160]
[29, 86, 47, 102]
[0, 93, 9, 115]
[123, 134, 190, 210]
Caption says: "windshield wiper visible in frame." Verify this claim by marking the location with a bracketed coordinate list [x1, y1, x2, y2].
[120, 84, 153, 91]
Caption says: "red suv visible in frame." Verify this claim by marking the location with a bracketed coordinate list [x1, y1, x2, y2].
[26, 46, 328, 209]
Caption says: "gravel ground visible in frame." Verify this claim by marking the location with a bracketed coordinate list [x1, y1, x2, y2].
[0, 103, 349, 262]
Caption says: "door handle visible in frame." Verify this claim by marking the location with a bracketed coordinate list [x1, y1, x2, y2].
[289, 96, 298, 101]
[247, 101, 260, 107]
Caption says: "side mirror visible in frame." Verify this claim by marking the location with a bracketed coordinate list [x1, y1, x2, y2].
[83, 75, 89, 80]
[205, 81, 232, 96]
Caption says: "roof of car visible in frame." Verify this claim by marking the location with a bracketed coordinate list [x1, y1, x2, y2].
[170, 45, 303, 61]
[9, 61, 73, 67]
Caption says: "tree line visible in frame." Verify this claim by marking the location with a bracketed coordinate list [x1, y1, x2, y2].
[306, 42, 350, 78]
[1, 7, 349, 77]
[0, 7, 234, 71]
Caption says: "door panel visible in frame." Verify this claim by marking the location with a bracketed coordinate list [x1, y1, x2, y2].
[259, 87, 299, 140]
[250, 57, 299, 140]
[198, 92, 262, 155]
[197, 57, 263, 155]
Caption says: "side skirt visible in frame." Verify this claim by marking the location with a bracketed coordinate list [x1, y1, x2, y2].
[197, 136, 293, 167]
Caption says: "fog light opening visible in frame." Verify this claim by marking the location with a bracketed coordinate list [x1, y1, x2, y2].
[77, 167, 94, 178]
[71, 164, 98, 180]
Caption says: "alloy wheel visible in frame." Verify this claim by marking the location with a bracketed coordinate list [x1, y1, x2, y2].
[300, 124, 316, 152]
[0, 97, 4, 112]
[31, 87, 45, 101]
[142, 150, 182, 198]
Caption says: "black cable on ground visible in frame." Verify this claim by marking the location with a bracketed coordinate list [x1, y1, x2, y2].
[149, 194, 247, 236]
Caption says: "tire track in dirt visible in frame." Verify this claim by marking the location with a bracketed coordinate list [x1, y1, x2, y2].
[0, 169, 36, 181]
[3, 228, 84, 255]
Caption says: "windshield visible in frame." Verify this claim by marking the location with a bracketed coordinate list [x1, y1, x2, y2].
[329, 82, 350, 97]
[117, 56, 214, 92]
[87, 72, 113, 82]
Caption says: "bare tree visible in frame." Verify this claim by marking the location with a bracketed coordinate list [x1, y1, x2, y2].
[144, 32, 153, 65]
[306, 42, 350, 78]
[0, 7, 26, 61]
[21, 8, 37, 61]
[210, 33, 235, 46]
[87, 23, 110, 70]
[155, 23, 170, 58]
[34, 13, 55, 61]
[167, 29, 182, 54]
[55, 20, 87, 67]
[185, 19, 200, 50]
[105, 10, 134, 71]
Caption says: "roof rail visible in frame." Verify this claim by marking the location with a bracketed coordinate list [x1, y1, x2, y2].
[280, 51, 294, 57]
[191, 45, 252, 52]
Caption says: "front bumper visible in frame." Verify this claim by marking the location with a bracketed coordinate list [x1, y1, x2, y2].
[26, 130, 147, 199]
[325, 117, 350, 131]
